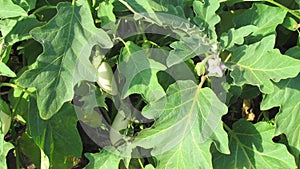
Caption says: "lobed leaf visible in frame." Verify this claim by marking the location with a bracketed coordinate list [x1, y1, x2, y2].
[213, 120, 296, 169]
[233, 3, 287, 43]
[229, 35, 300, 94]
[261, 46, 300, 166]
[193, 0, 221, 41]
[134, 80, 229, 168]
[118, 42, 166, 102]
[16, 0, 113, 119]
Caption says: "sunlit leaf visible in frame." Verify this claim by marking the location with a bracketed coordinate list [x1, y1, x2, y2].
[85, 147, 121, 169]
[0, 1, 27, 19]
[233, 3, 287, 43]
[229, 35, 300, 94]
[133, 80, 229, 168]
[119, 41, 166, 102]
[16, 0, 113, 119]
[213, 120, 296, 168]
[261, 46, 300, 166]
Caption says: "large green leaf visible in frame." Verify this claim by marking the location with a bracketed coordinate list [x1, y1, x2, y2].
[213, 120, 296, 168]
[85, 147, 121, 169]
[28, 99, 82, 168]
[16, 0, 113, 119]
[118, 42, 166, 102]
[0, 121, 14, 169]
[193, 0, 220, 41]
[0, 0, 27, 19]
[233, 3, 287, 43]
[261, 47, 300, 166]
[133, 80, 229, 168]
[229, 35, 300, 94]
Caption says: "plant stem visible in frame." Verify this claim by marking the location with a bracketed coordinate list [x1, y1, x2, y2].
[11, 91, 24, 169]
[0, 83, 35, 97]
[223, 122, 233, 133]
[32, 5, 56, 15]
[198, 75, 207, 89]
[138, 158, 145, 169]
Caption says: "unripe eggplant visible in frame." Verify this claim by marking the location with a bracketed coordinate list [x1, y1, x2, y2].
[97, 62, 117, 95]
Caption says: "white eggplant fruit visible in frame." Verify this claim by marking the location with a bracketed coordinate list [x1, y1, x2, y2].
[97, 62, 117, 95]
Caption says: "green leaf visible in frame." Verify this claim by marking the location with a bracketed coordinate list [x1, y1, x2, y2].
[16, 1, 113, 119]
[3, 15, 43, 45]
[134, 80, 229, 168]
[119, 42, 166, 102]
[119, 0, 161, 24]
[282, 16, 298, 31]
[167, 35, 212, 67]
[8, 87, 35, 121]
[261, 74, 300, 166]
[98, 0, 116, 27]
[0, 62, 16, 77]
[193, 0, 220, 41]
[233, 3, 287, 43]
[13, 0, 37, 12]
[0, 19, 18, 38]
[285, 46, 300, 59]
[213, 120, 296, 168]
[75, 82, 107, 113]
[85, 147, 121, 169]
[220, 25, 258, 50]
[18, 40, 43, 65]
[0, 99, 11, 135]
[19, 133, 44, 169]
[229, 35, 300, 94]
[28, 99, 82, 168]
[0, 121, 14, 169]
[0, 0, 27, 19]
